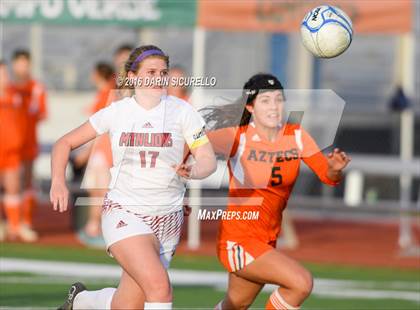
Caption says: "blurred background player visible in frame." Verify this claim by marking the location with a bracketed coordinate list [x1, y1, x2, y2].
[0, 61, 29, 241]
[72, 44, 133, 247]
[203, 74, 350, 310]
[113, 44, 134, 76]
[88, 63, 116, 115]
[74, 63, 115, 246]
[11, 49, 48, 241]
[167, 66, 190, 101]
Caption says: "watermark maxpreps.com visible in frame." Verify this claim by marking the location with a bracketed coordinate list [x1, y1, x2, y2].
[198, 209, 260, 221]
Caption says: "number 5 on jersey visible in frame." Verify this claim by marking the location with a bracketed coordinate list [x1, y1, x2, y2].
[271, 166, 282, 186]
[139, 151, 159, 168]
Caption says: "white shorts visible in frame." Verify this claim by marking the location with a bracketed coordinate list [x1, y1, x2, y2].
[101, 197, 184, 269]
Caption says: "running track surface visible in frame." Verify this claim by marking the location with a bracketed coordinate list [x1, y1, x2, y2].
[3, 202, 419, 269]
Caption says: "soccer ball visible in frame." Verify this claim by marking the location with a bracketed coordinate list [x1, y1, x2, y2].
[301, 5, 353, 58]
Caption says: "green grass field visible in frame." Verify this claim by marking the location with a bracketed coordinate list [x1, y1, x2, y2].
[1, 243, 419, 309]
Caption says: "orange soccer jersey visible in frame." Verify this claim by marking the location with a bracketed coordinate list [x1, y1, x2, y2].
[15, 80, 47, 161]
[88, 82, 115, 167]
[88, 81, 115, 114]
[208, 122, 339, 272]
[0, 86, 25, 169]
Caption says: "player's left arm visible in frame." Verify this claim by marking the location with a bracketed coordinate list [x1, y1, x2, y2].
[174, 107, 217, 180]
[325, 148, 351, 183]
[301, 129, 350, 185]
[174, 142, 217, 180]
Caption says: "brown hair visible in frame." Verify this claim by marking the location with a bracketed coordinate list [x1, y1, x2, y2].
[12, 49, 30, 61]
[95, 62, 114, 81]
[117, 45, 169, 90]
[201, 73, 284, 130]
[114, 44, 134, 57]
[201, 96, 250, 130]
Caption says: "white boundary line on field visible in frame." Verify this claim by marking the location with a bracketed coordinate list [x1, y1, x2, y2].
[0, 258, 419, 303]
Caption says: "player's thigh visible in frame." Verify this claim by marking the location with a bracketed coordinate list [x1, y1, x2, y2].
[109, 234, 172, 299]
[111, 270, 145, 309]
[224, 272, 264, 310]
[235, 249, 313, 291]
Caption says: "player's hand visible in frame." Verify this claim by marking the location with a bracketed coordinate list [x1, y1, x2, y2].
[327, 148, 351, 172]
[172, 163, 192, 179]
[183, 205, 192, 216]
[50, 180, 69, 213]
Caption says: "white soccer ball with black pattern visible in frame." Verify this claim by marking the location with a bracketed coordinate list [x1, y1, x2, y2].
[301, 5, 353, 58]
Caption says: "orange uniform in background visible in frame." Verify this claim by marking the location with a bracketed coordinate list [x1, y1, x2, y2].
[0, 85, 25, 236]
[88, 81, 115, 168]
[89, 81, 115, 114]
[208, 123, 339, 272]
[13, 79, 47, 230]
[15, 80, 47, 161]
[0, 86, 25, 169]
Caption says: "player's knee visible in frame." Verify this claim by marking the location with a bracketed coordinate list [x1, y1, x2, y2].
[224, 295, 252, 310]
[143, 281, 172, 302]
[236, 300, 253, 310]
[293, 269, 313, 299]
[232, 299, 253, 310]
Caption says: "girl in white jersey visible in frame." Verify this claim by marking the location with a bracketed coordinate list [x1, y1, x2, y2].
[50, 45, 216, 309]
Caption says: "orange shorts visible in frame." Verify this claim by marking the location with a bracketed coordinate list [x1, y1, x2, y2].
[0, 148, 22, 170]
[217, 238, 276, 272]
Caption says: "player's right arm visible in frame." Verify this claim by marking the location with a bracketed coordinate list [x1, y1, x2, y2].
[50, 121, 97, 213]
[50, 102, 115, 213]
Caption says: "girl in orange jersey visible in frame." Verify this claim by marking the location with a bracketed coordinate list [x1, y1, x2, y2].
[12, 50, 47, 241]
[204, 74, 350, 310]
[75, 63, 116, 244]
[0, 61, 34, 242]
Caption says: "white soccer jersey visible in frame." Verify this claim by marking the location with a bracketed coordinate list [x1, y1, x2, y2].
[89, 95, 208, 216]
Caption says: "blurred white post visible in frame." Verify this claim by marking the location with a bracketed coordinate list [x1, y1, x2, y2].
[187, 27, 206, 250]
[399, 109, 414, 249]
[0, 23, 4, 59]
[291, 34, 314, 89]
[30, 23, 43, 80]
[138, 28, 155, 45]
[396, 33, 415, 250]
[277, 36, 315, 248]
[344, 170, 364, 207]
